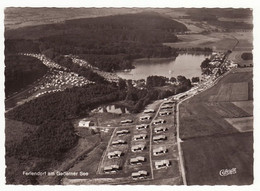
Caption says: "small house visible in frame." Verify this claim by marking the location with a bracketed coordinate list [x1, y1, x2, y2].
[140, 115, 152, 121]
[104, 165, 120, 173]
[133, 134, 147, 141]
[155, 160, 171, 169]
[78, 118, 94, 127]
[136, 124, 149, 130]
[107, 151, 123, 159]
[159, 111, 172, 116]
[130, 156, 146, 165]
[153, 135, 167, 142]
[131, 170, 148, 179]
[131, 144, 146, 152]
[112, 140, 127, 145]
[153, 119, 166, 125]
[116, 129, 130, 136]
[144, 109, 155, 114]
[154, 126, 168, 133]
[121, 119, 133, 124]
[153, 146, 168, 156]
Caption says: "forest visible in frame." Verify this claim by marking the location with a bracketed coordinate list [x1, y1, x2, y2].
[5, 12, 187, 71]
[5, 55, 48, 97]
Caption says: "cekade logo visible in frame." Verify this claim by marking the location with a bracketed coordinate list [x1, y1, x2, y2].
[219, 168, 237, 176]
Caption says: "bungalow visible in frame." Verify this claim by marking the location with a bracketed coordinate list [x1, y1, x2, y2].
[154, 126, 168, 133]
[78, 118, 94, 127]
[121, 119, 133, 124]
[140, 115, 152, 121]
[112, 140, 127, 145]
[159, 111, 172, 116]
[144, 109, 155, 114]
[153, 135, 167, 142]
[136, 124, 149, 130]
[131, 170, 148, 179]
[116, 129, 130, 136]
[131, 144, 146, 152]
[133, 134, 147, 141]
[130, 156, 146, 165]
[163, 101, 175, 105]
[107, 151, 123, 159]
[153, 119, 166, 125]
[153, 146, 168, 156]
[161, 105, 173, 110]
[155, 160, 171, 169]
[104, 165, 120, 173]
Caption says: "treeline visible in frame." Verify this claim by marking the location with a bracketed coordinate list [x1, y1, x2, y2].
[5, 55, 48, 97]
[7, 120, 78, 160]
[6, 84, 126, 125]
[5, 12, 187, 72]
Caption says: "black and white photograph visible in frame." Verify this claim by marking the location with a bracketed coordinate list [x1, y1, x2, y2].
[1, 1, 259, 189]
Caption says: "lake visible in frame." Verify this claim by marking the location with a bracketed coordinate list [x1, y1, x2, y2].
[116, 54, 210, 80]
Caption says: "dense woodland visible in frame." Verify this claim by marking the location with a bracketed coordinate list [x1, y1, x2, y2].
[5, 12, 187, 72]
[5, 55, 48, 97]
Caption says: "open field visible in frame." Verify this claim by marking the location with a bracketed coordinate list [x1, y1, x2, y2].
[225, 117, 253, 132]
[179, 67, 253, 185]
[182, 132, 253, 185]
[232, 101, 253, 116]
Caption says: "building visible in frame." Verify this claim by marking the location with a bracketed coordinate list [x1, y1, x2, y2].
[153, 119, 166, 125]
[154, 126, 168, 133]
[116, 129, 130, 136]
[153, 135, 167, 142]
[131, 144, 146, 152]
[140, 115, 152, 121]
[104, 165, 120, 173]
[121, 119, 133, 124]
[153, 146, 168, 156]
[136, 124, 149, 130]
[130, 156, 146, 165]
[112, 140, 127, 145]
[159, 111, 172, 116]
[107, 151, 123, 159]
[163, 101, 175, 105]
[133, 134, 147, 141]
[78, 118, 94, 127]
[131, 170, 148, 179]
[155, 160, 171, 169]
[161, 105, 173, 110]
[144, 109, 155, 114]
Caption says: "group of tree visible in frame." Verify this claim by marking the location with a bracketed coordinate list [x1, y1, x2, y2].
[241, 52, 253, 60]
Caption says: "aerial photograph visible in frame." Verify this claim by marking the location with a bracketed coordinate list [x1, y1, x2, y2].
[4, 7, 253, 185]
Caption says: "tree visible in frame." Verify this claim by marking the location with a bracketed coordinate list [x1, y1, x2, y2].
[200, 58, 210, 69]
[118, 79, 127, 90]
[192, 77, 200, 83]
[170, 77, 177, 83]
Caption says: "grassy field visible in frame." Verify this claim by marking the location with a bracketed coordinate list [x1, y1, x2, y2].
[232, 101, 253, 116]
[179, 68, 253, 185]
[225, 117, 253, 132]
[182, 132, 253, 185]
